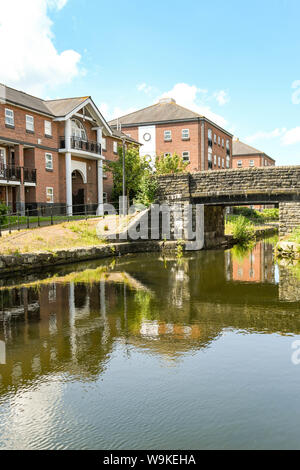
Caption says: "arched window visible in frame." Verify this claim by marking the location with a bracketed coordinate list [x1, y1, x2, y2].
[71, 119, 87, 141]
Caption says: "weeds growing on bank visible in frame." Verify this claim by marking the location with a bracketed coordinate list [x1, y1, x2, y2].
[228, 215, 255, 244]
[289, 227, 300, 244]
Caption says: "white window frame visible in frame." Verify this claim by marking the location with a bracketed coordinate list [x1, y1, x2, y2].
[102, 137, 107, 151]
[222, 158, 225, 168]
[249, 160, 254, 167]
[26, 115, 34, 132]
[164, 130, 172, 141]
[71, 119, 87, 141]
[214, 134, 217, 144]
[222, 138, 224, 148]
[237, 160, 243, 168]
[218, 156, 221, 167]
[103, 192, 108, 204]
[226, 155, 230, 168]
[164, 153, 171, 157]
[214, 154, 217, 165]
[46, 187, 54, 204]
[44, 120, 52, 136]
[5, 108, 14, 127]
[218, 136, 221, 146]
[113, 141, 118, 153]
[0, 147, 6, 166]
[45, 153, 53, 170]
[182, 151, 190, 162]
[182, 129, 190, 140]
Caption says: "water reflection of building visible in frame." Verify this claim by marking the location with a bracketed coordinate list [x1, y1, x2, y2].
[230, 242, 275, 283]
[1, 249, 300, 392]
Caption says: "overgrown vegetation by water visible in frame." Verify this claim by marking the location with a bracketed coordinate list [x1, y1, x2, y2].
[288, 227, 300, 244]
[226, 207, 279, 244]
[231, 207, 279, 223]
[226, 215, 256, 243]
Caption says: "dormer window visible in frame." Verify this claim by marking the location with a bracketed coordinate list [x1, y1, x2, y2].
[71, 119, 87, 141]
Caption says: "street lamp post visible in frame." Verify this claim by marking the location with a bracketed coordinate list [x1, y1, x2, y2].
[122, 138, 126, 216]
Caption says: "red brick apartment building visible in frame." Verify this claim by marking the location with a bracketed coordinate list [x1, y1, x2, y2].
[0, 84, 138, 215]
[232, 139, 276, 169]
[232, 138, 276, 210]
[109, 97, 233, 172]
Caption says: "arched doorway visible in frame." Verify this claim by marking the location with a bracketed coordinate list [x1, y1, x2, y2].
[72, 170, 85, 214]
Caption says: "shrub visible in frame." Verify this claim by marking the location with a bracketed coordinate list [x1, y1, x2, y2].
[0, 204, 8, 225]
[290, 226, 300, 244]
[155, 153, 189, 175]
[261, 208, 279, 220]
[135, 171, 158, 206]
[231, 215, 255, 243]
[232, 206, 279, 222]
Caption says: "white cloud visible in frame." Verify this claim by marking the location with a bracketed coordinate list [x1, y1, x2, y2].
[213, 90, 230, 106]
[281, 127, 300, 146]
[245, 125, 300, 147]
[137, 83, 155, 95]
[0, 0, 81, 96]
[292, 80, 300, 105]
[245, 128, 287, 144]
[99, 103, 136, 121]
[158, 83, 227, 128]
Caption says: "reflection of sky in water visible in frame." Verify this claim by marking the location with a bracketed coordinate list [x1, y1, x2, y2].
[275, 264, 280, 284]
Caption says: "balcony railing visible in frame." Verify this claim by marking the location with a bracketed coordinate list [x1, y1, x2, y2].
[0, 165, 36, 183]
[0, 164, 21, 181]
[23, 167, 37, 183]
[60, 136, 101, 155]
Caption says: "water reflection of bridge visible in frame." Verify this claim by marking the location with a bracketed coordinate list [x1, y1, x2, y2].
[0, 241, 300, 391]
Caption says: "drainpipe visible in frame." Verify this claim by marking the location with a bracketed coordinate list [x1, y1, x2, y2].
[65, 119, 72, 216]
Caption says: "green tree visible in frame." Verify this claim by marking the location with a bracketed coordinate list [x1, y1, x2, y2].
[135, 171, 158, 206]
[155, 152, 189, 175]
[0, 203, 8, 225]
[105, 145, 151, 203]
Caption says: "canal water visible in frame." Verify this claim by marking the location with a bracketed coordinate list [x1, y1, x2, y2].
[0, 238, 300, 450]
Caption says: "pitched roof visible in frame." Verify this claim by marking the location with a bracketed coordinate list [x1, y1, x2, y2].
[233, 140, 264, 156]
[1, 83, 53, 116]
[109, 99, 202, 127]
[45, 97, 89, 117]
[111, 128, 141, 145]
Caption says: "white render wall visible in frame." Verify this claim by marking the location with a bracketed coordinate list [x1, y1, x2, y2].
[138, 125, 156, 166]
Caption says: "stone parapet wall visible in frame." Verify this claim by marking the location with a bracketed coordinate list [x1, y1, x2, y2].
[156, 167, 300, 204]
[279, 202, 300, 236]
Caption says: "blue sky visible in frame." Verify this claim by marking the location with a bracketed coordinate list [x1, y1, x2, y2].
[1, 0, 300, 164]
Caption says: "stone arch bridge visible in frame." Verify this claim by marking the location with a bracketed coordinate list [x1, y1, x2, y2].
[156, 166, 300, 246]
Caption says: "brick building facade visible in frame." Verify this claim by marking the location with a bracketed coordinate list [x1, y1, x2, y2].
[0, 84, 138, 214]
[232, 138, 276, 209]
[232, 139, 276, 169]
[109, 97, 233, 172]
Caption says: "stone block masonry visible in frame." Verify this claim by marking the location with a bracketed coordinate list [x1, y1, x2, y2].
[279, 202, 300, 237]
[156, 167, 300, 238]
